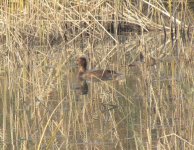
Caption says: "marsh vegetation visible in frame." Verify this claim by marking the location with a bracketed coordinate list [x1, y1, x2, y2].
[0, 0, 194, 149]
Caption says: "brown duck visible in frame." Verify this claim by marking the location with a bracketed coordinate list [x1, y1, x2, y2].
[77, 57, 124, 81]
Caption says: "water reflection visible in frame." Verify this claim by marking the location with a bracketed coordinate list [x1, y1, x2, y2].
[74, 80, 88, 95]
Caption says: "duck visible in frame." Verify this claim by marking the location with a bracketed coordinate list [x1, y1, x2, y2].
[77, 57, 124, 81]
[128, 52, 157, 67]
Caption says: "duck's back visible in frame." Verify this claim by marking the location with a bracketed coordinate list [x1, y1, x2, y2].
[82, 69, 121, 81]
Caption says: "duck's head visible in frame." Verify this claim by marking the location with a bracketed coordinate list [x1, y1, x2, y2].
[77, 57, 87, 72]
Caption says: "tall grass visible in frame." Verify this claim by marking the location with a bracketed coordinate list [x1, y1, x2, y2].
[0, 0, 194, 149]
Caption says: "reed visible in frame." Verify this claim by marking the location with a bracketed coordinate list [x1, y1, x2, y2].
[0, 0, 193, 149]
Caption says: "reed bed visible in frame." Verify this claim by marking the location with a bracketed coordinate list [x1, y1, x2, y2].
[0, 0, 194, 149]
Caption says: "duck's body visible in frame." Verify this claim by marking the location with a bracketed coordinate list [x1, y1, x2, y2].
[77, 57, 123, 81]
[79, 69, 122, 81]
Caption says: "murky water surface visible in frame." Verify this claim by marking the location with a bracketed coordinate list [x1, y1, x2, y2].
[0, 36, 194, 149]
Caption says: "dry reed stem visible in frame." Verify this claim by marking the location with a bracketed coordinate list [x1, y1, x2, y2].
[0, 0, 194, 149]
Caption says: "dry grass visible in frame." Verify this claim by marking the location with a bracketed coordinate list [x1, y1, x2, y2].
[0, 0, 194, 149]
